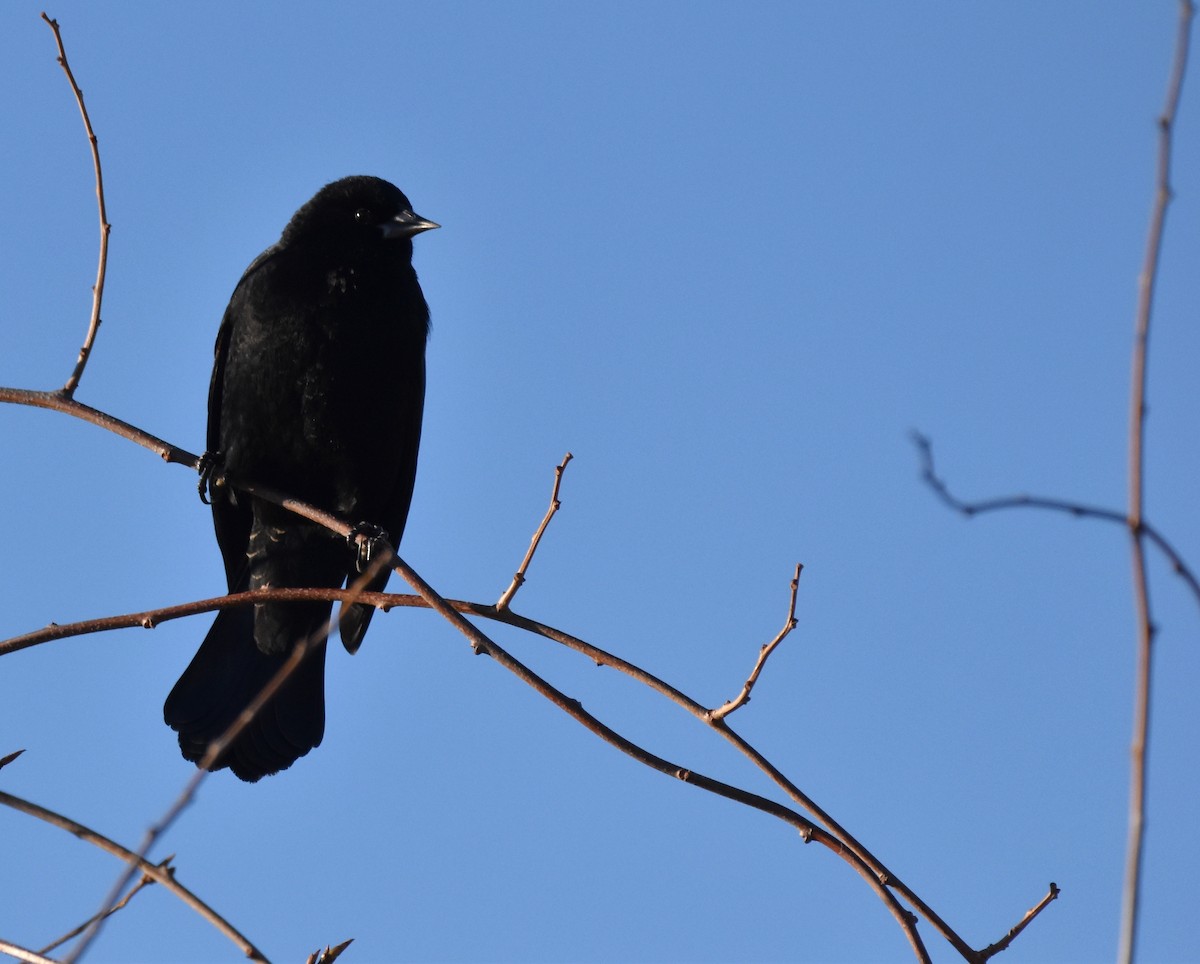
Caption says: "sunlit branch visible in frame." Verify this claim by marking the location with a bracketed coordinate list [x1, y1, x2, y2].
[979, 883, 1060, 961]
[40, 14, 111, 399]
[709, 563, 802, 720]
[496, 452, 573, 611]
[1121, 4, 1194, 961]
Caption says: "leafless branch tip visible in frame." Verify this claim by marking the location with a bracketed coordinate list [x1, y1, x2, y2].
[40, 13, 111, 399]
[979, 882, 1060, 960]
[495, 452, 573, 611]
[709, 563, 803, 721]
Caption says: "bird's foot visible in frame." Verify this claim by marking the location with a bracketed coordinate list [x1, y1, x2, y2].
[197, 451, 225, 505]
[347, 522, 389, 572]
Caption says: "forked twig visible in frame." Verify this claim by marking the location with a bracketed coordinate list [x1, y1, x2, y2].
[709, 563, 802, 720]
[40, 13, 111, 399]
[496, 453, 573, 611]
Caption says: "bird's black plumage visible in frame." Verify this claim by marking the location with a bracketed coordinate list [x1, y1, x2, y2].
[164, 176, 437, 782]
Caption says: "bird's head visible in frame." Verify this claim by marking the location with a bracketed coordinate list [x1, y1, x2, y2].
[281, 175, 439, 262]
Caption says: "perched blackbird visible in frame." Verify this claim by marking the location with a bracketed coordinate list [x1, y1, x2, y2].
[164, 176, 437, 781]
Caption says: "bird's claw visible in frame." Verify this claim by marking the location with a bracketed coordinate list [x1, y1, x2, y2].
[197, 451, 224, 505]
[347, 522, 389, 572]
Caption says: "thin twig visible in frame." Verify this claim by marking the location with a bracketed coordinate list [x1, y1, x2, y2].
[979, 883, 1060, 961]
[39, 14, 111, 399]
[39, 861, 167, 955]
[710, 563, 803, 720]
[0, 789, 266, 962]
[496, 453, 573, 611]
[911, 432, 1200, 611]
[1121, 4, 1193, 961]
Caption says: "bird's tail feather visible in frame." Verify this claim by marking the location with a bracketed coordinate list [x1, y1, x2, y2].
[163, 605, 327, 782]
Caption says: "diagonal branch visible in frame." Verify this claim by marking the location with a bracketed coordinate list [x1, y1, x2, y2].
[40, 14, 112, 399]
[39, 860, 167, 956]
[496, 452, 573, 611]
[0, 787, 267, 962]
[979, 882, 1060, 961]
[709, 563, 803, 720]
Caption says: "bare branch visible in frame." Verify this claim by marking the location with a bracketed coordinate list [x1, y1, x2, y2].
[0, 387, 200, 468]
[709, 563, 803, 721]
[0, 788, 267, 962]
[496, 452, 573, 611]
[911, 431, 1200, 612]
[39, 14, 111, 399]
[39, 861, 167, 956]
[1121, 4, 1194, 960]
[979, 883, 1060, 961]
[478, 606, 986, 960]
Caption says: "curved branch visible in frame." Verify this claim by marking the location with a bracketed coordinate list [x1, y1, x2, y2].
[911, 431, 1200, 611]
[40, 14, 112, 399]
[0, 788, 267, 962]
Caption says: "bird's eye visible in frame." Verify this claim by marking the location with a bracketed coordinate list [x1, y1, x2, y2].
[353, 208, 372, 223]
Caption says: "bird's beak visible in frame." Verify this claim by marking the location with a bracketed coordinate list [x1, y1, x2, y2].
[381, 209, 440, 240]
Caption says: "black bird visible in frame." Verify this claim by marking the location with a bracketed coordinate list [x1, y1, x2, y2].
[164, 176, 437, 782]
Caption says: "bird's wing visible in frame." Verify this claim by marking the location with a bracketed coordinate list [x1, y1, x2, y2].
[208, 245, 281, 590]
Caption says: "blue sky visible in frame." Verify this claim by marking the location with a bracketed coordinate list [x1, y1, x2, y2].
[1, 3, 1198, 962]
